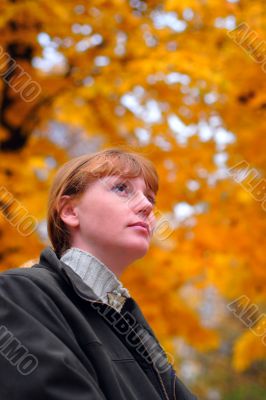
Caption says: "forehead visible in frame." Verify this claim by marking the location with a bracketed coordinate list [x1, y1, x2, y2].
[84, 154, 158, 195]
[100, 175, 154, 193]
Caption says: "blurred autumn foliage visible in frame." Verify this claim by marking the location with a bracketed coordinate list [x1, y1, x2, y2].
[0, 0, 266, 398]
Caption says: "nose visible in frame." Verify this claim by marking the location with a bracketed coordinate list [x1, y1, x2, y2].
[130, 191, 154, 217]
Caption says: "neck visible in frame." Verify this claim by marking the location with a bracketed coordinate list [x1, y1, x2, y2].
[70, 241, 132, 277]
[60, 247, 130, 311]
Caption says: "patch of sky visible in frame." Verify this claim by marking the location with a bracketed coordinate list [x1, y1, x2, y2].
[194, 202, 209, 214]
[115, 31, 127, 56]
[204, 92, 218, 105]
[33, 156, 57, 182]
[115, 105, 126, 116]
[174, 202, 195, 222]
[45, 156, 57, 169]
[141, 100, 162, 123]
[197, 167, 209, 179]
[151, 10, 187, 32]
[213, 152, 228, 168]
[89, 7, 101, 18]
[198, 116, 235, 151]
[38, 32, 54, 47]
[209, 115, 222, 128]
[187, 180, 200, 191]
[207, 152, 230, 184]
[174, 337, 196, 359]
[83, 76, 94, 87]
[166, 41, 178, 51]
[143, 31, 158, 47]
[214, 15, 236, 30]
[36, 220, 49, 243]
[214, 126, 235, 151]
[146, 71, 164, 84]
[164, 158, 174, 168]
[76, 34, 103, 52]
[34, 169, 48, 181]
[68, 136, 103, 157]
[182, 8, 194, 21]
[165, 72, 191, 85]
[135, 127, 150, 145]
[178, 106, 193, 119]
[130, 0, 147, 12]
[74, 4, 85, 15]
[168, 113, 235, 153]
[198, 120, 214, 142]
[62, 37, 74, 48]
[173, 338, 201, 383]
[72, 23, 92, 35]
[121, 87, 162, 123]
[181, 86, 200, 106]
[46, 122, 69, 148]
[168, 112, 236, 186]
[154, 135, 172, 151]
[199, 285, 227, 329]
[147, 71, 191, 86]
[183, 86, 199, 96]
[42, 122, 103, 157]
[94, 56, 110, 67]
[168, 114, 197, 145]
[33, 33, 66, 72]
[162, 159, 177, 180]
[173, 201, 208, 228]
[180, 360, 202, 384]
[198, 116, 236, 183]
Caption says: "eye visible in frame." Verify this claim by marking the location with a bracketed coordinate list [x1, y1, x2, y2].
[112, 182, 131, 194]
[113, 183, 126, 192]
[147, 196, 156, 206]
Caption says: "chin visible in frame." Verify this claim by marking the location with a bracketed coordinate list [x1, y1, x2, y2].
[128, 242, 150, 259]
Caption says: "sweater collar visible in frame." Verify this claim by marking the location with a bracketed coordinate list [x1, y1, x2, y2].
[37, 247, 155, 335]
[60, 247, 130, 303]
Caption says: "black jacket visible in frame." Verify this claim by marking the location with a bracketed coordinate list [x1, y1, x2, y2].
[0, 247, 198, 400]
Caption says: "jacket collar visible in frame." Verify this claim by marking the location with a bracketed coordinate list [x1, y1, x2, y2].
[37, 246, 100, 302]
[37, 247, 155, 337]
[36, 248, 174, 397]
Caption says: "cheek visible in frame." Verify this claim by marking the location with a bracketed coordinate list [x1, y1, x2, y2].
[148, 212, 156, 228]
[82, 202, 124, 232]
[78, 193, 130, 232]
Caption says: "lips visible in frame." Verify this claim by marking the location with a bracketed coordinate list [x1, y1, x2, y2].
[128, 221, 150, 234]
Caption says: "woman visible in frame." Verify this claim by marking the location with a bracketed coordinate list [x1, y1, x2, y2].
[0, 148, 198, 399]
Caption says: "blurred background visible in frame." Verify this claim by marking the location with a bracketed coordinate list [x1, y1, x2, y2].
[0, 0, 266, 398]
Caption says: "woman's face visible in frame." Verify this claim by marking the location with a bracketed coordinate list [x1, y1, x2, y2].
[67, 175, 156, 272]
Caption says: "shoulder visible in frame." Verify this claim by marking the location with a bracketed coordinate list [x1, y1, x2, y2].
[1, 263, 57, 285]
[0, 263, 66, 305]
[0, 246, 64, 288]
[0, 262, 75, 335]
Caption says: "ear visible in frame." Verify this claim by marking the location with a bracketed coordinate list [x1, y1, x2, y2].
[58, 195, 80, 228]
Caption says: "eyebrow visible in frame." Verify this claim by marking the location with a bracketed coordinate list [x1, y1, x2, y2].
[104, 175, 156, 202]
[144, 189, 156, 204]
